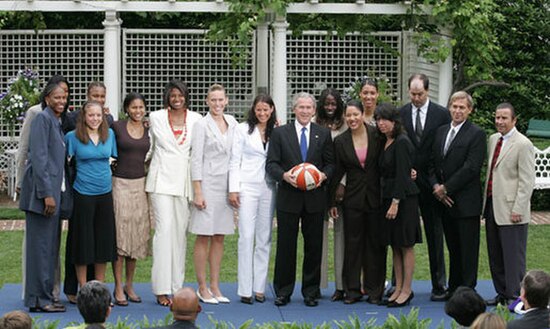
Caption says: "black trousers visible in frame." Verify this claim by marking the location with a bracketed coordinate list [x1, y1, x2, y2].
[418, 187, 447, 293]
[442, 211, 480, 292]
[484, 198, 528, 299]
[273, 209, 324, 299]
[343, 207, 387, 299]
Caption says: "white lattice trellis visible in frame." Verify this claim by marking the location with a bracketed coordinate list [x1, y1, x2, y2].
[0, 29, 105, 139]
[284, 31, 401, 117]
[123, 29, 255, 121]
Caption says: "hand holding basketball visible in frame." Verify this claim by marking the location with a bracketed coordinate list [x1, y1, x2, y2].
[289, 162, 323, 191]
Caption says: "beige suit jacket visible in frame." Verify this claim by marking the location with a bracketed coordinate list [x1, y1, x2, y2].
[483, 129, 535, 225]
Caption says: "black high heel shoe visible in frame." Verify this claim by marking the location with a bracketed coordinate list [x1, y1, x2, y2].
[387, 291, 414, 308]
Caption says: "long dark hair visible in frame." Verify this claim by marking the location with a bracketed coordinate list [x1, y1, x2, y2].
[374, 102, 403, 138]
[246, 94, 277, 142]
[316, 88, 344, 129]
[75, 100, 110, 144]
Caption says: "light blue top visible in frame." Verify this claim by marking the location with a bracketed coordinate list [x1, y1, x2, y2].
[65, 129, 117, 196]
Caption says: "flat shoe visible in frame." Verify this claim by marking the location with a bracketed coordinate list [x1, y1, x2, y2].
[66, 294, 77, 305]
[197, 290, 219, 304]
[156, 295, 172, 307]
[240, 296, 253, 304]
[209, 289, 230, 303]
[255, 295, 266, 303]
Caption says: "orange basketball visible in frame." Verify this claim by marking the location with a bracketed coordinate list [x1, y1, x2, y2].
[291, 162, 322, 191]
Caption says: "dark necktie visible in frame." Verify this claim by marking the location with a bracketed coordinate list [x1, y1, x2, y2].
[487, 137, 503, 197]
[443, 128, 456, 156]
[415, 108, 423, 142]
[300, 127, 307, 162]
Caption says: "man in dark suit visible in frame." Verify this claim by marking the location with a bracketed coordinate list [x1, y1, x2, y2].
[429, 91, 486, 295]
[156, 287, 201, 329]
[266, 92, 334, 307]
[400, 73, 451, 301]
[507, 270, 550, 329]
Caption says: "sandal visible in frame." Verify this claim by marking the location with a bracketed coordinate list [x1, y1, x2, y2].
[113, 292, 128, 307]
[156, 295, 172, 307]
[124, 287, 142, 303]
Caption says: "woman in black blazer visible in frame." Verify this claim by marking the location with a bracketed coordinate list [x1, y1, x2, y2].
[329, 100, 386, 304]
[375, 103, 421, 308]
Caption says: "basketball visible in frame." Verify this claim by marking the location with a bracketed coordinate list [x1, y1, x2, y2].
[291, 162, 322, 191]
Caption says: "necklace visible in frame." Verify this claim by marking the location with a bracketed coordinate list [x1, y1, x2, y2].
[168, 110, 188, 145]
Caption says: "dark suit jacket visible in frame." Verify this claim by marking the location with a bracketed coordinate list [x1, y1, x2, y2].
[507, 307, 549, 329]
[400, 101, 450, 191]
[429, 120, 486, 218]
[330, 123, 382, 211]
[155, 320, 197, 329]
[266, 121, 334, 214]
[19, 107, 66, 216]
[379, 133, 419, 200]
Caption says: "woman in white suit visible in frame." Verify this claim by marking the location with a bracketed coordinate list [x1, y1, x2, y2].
[146, 79, 202, 306]
[190, 84, 237, 304]
[228, 95, 278, 304]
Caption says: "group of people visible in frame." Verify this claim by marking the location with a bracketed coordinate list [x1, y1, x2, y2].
[15, 72, 543, 322]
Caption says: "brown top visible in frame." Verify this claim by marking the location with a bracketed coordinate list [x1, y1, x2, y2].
[112, 120, 150, 179]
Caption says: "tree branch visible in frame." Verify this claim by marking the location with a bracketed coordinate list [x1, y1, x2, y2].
[463, 81, 511, 93]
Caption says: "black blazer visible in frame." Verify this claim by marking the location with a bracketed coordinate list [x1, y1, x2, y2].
[400, 101, 450, 191]
[379, 133, 419, 200]
[266, 122, 334, 214]
[507, 307, 549, 329]
[429, 120, 486, 218]
[330, 124, 382, 212]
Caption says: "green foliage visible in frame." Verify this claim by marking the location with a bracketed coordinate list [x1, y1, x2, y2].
[32, 317, 60, 329]
[380, 308, 431, 329]
[0, 68, 42, 133]
[342, 75, 397, 105]
[207, 0, 291, 67]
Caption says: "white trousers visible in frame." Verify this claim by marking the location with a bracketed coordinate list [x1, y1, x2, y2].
[150, 193, 190, 295]
[237, 181, 275, 297]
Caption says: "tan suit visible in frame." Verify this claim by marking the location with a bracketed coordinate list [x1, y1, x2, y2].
[483, 128, 535, 300]
[483, 130, 535, 225]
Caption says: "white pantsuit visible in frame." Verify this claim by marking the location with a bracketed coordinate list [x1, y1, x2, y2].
[229, 123, 275, 297]
[145, 109, 203, 295]
[150, 193, 190, 295]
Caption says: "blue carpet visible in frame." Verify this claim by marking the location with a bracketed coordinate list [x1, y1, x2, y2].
[0, 281, 500, 328]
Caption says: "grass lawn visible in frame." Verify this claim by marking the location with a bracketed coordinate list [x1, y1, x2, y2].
[1, 224, 549, 288]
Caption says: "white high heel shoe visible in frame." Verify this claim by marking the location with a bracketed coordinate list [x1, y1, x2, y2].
[197, 289, 219, 304]
[210, 289, 230, 303]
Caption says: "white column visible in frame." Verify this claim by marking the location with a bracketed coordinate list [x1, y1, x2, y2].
[438, 34, 453, 106]
[256, 21, 269, 95]
[102, 10, 122, 120]
[271, 15, 289, 124]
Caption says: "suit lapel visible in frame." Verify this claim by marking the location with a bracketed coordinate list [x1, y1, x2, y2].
[495, 132, 516, 167]
[402, 105, 416, 145]
[307, 123, 321, 161]
[445, 120, 471, 157]
[341, 130, 361, 168]
[287, 122, 303, 162]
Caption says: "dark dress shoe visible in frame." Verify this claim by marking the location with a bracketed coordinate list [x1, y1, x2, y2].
[343, 296, 361, 305]
[240, 296, 253, 304]
[384, 286, 396, 297]
[331, 290, 344, 302]
[430, 290, 448, 302]
[255, 295, 266, 303]
[30, 304, 66, 313]
[66, 294, 77, 305]
[304, 297, 318, 307]
[274, 296, 290, 306]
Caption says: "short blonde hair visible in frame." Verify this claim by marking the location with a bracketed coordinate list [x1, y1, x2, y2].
[448, 90, 473, 109]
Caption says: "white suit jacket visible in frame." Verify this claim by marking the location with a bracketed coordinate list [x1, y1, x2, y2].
[190, 113, 237, 182]
[482, 129, 535, 225]
[145, 109, 203, 199]
[228, 122, 271, 192]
